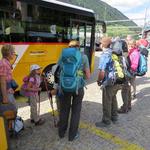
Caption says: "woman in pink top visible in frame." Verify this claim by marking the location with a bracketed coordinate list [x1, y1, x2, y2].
[26, 64, 45, 126]
[128, 40, 140, 98]
[128, 40, 140, 72]
[0, 44, 16, 104]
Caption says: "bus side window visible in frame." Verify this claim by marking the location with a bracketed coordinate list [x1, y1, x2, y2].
[71, 23, 79, 40]
[3, 19, 25, 42]
[9, 33, 25, 42]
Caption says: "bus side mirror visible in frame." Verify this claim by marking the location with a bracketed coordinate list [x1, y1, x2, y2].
[96, 20, 106, 33]
[102, 23, 106, 33]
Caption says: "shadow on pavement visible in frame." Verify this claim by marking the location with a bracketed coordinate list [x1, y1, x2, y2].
[10, 98, 150, 149]
[9, 100, 103, 150]
[136, 76, 150, 86]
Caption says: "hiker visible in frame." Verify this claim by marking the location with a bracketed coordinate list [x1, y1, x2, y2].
[128, 39, 140, 98]
[58, 40, 90, 141]
[118, 39, 140, 113]
[126, 36, 138, 98]
[23, 64, 45, 125]
[118, 42, 132, 113]
[96, 37, 125, 127]
[0, 44, 17, 111]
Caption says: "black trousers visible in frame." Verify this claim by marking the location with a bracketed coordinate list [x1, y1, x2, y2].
[58, 88, 84, 140]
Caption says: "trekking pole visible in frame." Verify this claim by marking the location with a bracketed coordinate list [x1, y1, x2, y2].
[34, 91, 41, 117]
[42, 73, 57, 127]
[38, 91, 41, 116]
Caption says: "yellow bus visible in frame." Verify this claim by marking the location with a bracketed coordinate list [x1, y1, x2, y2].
[0, 0, 106, 89]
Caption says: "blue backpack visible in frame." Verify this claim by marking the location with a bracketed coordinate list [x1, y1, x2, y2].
[59, 47, 83, 93]
[136, 54, 147, 76]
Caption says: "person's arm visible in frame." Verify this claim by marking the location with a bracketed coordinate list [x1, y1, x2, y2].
[97, 70, 105, 81]
[83, 55, 91, 79]
[84, 68, 90, 79]
[0, 75, 8, 103]
[97, 53, 110, 84]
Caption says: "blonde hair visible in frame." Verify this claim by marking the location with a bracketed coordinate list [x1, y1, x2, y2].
[68, 40, 80, 47]
[128, 39, 136, 47]
[1, 44, 14, 58]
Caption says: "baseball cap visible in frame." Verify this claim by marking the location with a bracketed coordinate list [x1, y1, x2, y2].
[137, 39, 149, 47]
[30, 64, 41, 72]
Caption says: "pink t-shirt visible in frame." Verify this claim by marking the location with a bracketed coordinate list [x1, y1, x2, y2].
[128, 47, 140, 71]
[28, 75, 41, 96]
[0, 58, 12, 82]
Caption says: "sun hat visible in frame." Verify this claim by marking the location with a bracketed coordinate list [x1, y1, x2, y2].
[30, 64, 41, 72]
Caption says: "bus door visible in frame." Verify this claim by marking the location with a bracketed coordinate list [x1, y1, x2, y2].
[70, 19, 94, 69]
[95, 21, 106, 51]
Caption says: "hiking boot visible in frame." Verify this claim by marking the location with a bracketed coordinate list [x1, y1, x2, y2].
[59, 133, 65, 139]
[128, 107, 132, 111]
[34, 118, 45, 126]
[58, 131, 65, 139]
[118, 106, 128, 114]
[95, 121, 111, 127]
[69, 132, 80, 141]
[111, 117, 118, 123]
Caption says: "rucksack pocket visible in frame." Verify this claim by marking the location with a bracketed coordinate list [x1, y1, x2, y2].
[136, 54, 147, 76]
[61, 76, 78, 92]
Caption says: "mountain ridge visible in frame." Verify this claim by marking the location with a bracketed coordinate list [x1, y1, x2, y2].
[58, 0, 137, 26]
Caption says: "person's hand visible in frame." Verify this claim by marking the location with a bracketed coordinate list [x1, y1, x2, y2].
[7, 88, 14, 94]
[97, 80, 102, 86]
[50, 89, 57, 95]
[2, 98, 8, 104]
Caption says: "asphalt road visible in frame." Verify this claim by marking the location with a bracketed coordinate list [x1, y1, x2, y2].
[10, 52, 150, 150]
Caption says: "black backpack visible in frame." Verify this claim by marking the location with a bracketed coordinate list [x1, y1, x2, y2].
[111, 40, 128, 55]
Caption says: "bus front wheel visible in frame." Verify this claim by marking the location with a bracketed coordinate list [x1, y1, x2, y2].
[41, 64, 55, 91]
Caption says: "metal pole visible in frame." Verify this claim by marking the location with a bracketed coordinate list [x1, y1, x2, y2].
[104, 4, 107, 21]
[142, 7, 148, 38]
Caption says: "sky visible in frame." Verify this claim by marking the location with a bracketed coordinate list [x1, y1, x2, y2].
[101, 0, 150, 26]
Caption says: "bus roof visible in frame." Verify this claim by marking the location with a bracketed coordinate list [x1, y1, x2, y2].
[42, 0, 94, 13]
[22, 0, 95, 17]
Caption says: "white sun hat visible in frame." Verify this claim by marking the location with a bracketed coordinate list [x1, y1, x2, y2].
[30, 64, 41, 72]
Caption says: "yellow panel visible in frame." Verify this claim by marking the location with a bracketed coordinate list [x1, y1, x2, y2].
[90, 51, 95, 73]
[0, 117, 8, 150]
[12, 43, 67, 88]
[0, 45, 2, 59]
